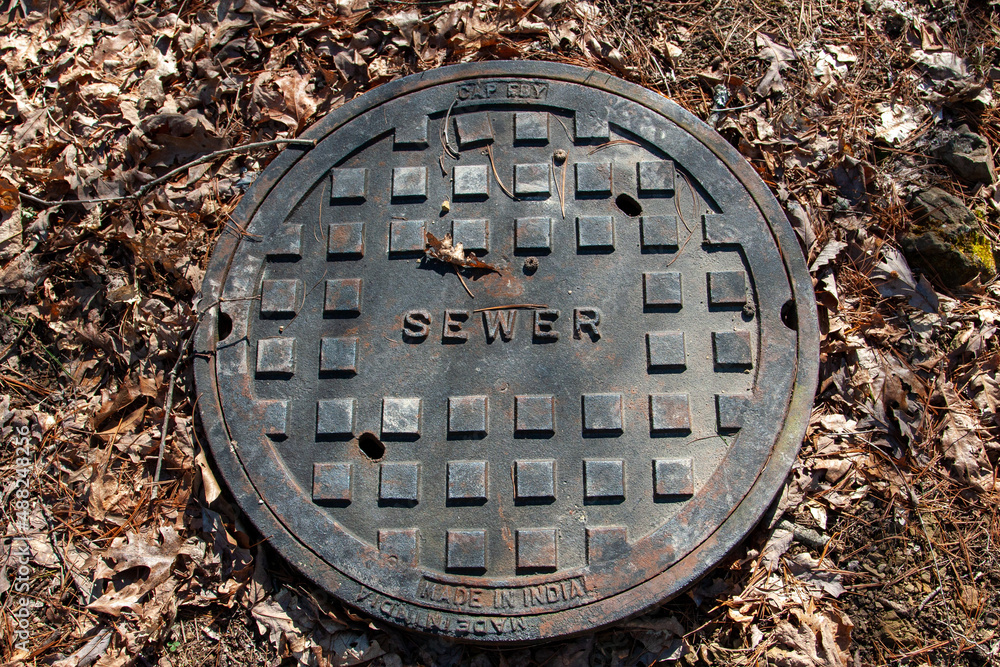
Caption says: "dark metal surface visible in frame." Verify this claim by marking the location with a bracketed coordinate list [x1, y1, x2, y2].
[194, 62, 819, 644]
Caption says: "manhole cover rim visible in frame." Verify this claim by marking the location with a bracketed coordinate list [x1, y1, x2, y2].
[194, 60, 820, 643]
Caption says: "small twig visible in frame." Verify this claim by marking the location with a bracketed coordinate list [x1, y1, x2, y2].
[552, 115, 572, 141]
[560, 159, 568, 219]
[151, 325, 197, 500]
[587, 139, 641, 154]
[473, 304, 548, 312]
[552, 162, 564, 215]
[440, 98, 460, 159]
[453, 264, 474, 298]
[486, 144, 516, 199]
[19, 138, 316, 208]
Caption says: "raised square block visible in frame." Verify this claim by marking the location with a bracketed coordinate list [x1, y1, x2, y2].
[703, 214, 740, 244]
[575, 108, 609, 140]
[582, 393, 623, 432]
[266, 224, 303, 258]
[380, 462, 420, 503]
[717, 394, 750, 431]
[713, 331, 753, 368]
[514, 460, 555, 500]
[708, 271, 747, 306]
[577, 216, 615, 250]
[514, 163, 551, 196]
[324, 278, 362, 314]
[319, 336, 358, 374]
[447, 461, 488, 501]
[455, 113, 493, 148]
[517, 528, 557, 570]
[637, 160, 675, 194]
[313, 462, 352, 502]
[453, 165, 489, 198]
[394, 118, 429, 147]
[646, 331, 686, 369]
[515, 395, 554, 433]
[641, 216, 679, 250]
[584, 460, 624, 500]
[654, 458, 694, 497]
[649, 394, 691, 432]
[378, 529, 418, 564]
[316, 398, 356, 436]
[329, 168, 367, 201]
[256, 337, 295, 376]
[260, 279, 300, 316]
[382, 397, 421, 436]
[575, 162, 612, 195]
[327, 222, 365, 258]
[516, 217, 552, 251]
[586, 526, 628, 563]
[389, 220, 426, 255]
[451, 219, 489, 254]
[448, 395, 487, 435]
[643, 272, 682, 307]
[514, 112, 548, 142]
[446, 529, 486, 571]
[261, 400, 289, 438]
[392, 166, 427, 200]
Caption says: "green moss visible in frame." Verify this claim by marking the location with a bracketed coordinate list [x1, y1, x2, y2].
[954, 232, 997, 274]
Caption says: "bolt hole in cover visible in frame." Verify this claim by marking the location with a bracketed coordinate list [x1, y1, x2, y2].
[194, 62, 818, 643]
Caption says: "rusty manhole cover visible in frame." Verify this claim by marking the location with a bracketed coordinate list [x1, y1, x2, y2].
[194, 62, 818, 643]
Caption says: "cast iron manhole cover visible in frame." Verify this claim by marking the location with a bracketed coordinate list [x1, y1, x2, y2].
[195, 62, 818, 643]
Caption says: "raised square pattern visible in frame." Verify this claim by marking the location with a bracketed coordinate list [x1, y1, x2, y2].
[447, 461, 488, 501]
[327, 222, 365, 258]
[382, 397, 421, 436]
[256, 337, 295, 376]
[260, 279, 300, 316]
[717, 394, 750, 431]
[637, 160, 675, 194]
[654, 458, 695, 497]
[641, 216, 679, 249]
[708, 271, 747, 306]
[515, 395, 554, 433]
[451, 219, 489, 254]
[392, 166, 427, 199]
[582, 393, 623, 432]
[261, 400, 289, 438]
[703, 214, 740, 244]
[453, 165, 489, 198]
[713, 331, 753, 367]
[266, 225, 303, 258]
[455, 113, 493, 148]
[649, 394, 691, 432]
[577, 216, 615, 250]
[329, 168, 367, 201]
[378, 529, 418, 564]
[312, 462, 352, 502]
[517, 528, 557, 570]
[389, 220, 426, 255]
[575, 162, 612, 195]
[316, 398, 356, 436]
[584, 460, 625, 500]
[514, 112, 548, 141]
[515, 460, 555, 500]
[586, 526, 628, 563]
[319, 336, 358, 374]
[394, 118, 429, 147]
[380, 462, 420, 502]
[448, 395, 487, 435]
[447, 529, 486, 572]
[514, 163, 551, 196]
[575, 109, 609, 139]
[324, 278, 361, 314]
[646, 331, 686, 369]
[516, 217, 552, 251]
[643, 272, 682, 307]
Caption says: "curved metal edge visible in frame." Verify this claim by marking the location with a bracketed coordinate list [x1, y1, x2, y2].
[193, 60, 820, 644]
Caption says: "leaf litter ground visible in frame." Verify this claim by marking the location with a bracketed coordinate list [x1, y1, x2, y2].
[0, 0, 998, 665]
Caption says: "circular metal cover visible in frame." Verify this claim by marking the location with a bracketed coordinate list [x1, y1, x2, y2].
[195, 62, 818, 643]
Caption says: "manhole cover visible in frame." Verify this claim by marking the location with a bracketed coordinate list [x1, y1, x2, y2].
[195, 62, 818, 643]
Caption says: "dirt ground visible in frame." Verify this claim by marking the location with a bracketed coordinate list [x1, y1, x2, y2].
[1, 0, 999, 665]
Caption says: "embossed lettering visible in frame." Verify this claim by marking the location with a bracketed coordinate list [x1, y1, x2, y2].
[457, 82, 499, 100]
[494, 588, 519, 609]
[533, 309, 560, 341]
[443, 309, 470, 341]
[403, 309, 431, 339]
[574, 308, 602, 340]
[507, 82, 548, 100]
[483, 309, 517, 342]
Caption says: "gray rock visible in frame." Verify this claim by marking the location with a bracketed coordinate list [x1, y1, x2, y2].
[932, 125, 996, 183]
[902, 187, 996, 288]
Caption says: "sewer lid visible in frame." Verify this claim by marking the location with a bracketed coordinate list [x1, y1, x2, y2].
[194, 62, 818, 643]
